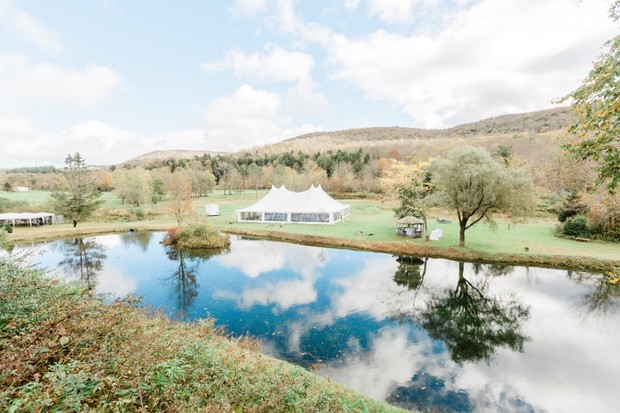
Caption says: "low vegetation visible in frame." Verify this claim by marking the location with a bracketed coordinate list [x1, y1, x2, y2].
[162, 224, 231, 250]
[0, 257, 402, 413]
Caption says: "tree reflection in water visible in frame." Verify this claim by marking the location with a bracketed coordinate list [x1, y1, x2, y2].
[418, 262, 531, 364]
[567, 270, 620, 315]
[58, 238, 107, 290]
[164, 246, 229, 316]
[393, 255, 428, 291]
[119, 231, 153, 252]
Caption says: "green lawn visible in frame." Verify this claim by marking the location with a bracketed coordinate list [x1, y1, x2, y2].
[4, 189, 620, 263]
[203, 194, 620, 262]
[0, 190, 121, 209]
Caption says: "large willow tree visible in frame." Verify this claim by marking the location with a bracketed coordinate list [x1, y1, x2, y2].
[431, 146, 533, 247]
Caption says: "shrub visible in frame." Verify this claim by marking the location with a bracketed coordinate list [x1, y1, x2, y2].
[4, 223, 13, 233]
[162, 224, 230, 250]
[562, 215, 590, 238]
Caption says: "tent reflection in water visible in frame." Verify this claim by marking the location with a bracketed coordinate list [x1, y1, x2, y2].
[396, 216, 425, 238]
[235, 185, 350, 224]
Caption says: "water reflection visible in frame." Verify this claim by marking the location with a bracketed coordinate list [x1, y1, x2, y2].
[164, 247, 228, 315]
[567, 271, 620, 315]
[56, 238, 107, 289]
[119, 231, 154, 252]
[17, 234, 620, 413]
[416, 261, 530, 365]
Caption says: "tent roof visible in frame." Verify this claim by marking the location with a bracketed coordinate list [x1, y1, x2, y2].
[0, 212, 54, 220]
[397, 216, 424, 225]
[236, 185, 349, 214]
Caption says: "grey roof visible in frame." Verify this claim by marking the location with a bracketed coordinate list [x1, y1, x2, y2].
[397, 216, 424, 225]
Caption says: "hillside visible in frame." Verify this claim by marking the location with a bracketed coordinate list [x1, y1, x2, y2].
[238, 106, 574, 160]
[124, 106, 574, 164]
[123, 149, 227, 166]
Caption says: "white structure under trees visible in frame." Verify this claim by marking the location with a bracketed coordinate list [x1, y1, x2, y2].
[0, 212, 55, 227]
[235, 185, 350, 224]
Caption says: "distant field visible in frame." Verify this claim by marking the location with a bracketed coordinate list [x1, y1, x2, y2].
[0, 190, 126, 210]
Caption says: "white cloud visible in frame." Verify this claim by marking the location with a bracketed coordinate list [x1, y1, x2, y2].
[201, 84, 321, 151]
[0, 0, 63, 53]
[202, 44, 315, 83]
[367, 0, 416, 23]
[344, 0, 360, 12]
[0, 54, 122, 109]
[0, 114, 33, 140]
[150, 129, 207, 151]
[328, 0, 617, 127]
[0, 120, 144, 167]
[230, 0, 270, 17]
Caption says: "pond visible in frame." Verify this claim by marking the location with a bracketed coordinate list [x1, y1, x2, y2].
[11, 232, 620, 413]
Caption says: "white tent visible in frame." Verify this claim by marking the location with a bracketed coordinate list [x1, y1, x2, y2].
[235, 185, 350, 224]
[0, 212, 55, 227]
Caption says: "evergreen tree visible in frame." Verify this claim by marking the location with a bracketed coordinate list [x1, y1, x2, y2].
[50, 153, 104, 226]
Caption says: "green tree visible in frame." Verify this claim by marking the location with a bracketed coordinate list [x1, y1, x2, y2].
[150, 177, 165, 203]
[50, 153, 104, 226]
[113, 168, 151, 207]
[431, 146, 533, 246]
[557, 189, 589, 222]
[3, 182, 11, 192]
[559, 2, 620, 192]
[394, 182, 429, 235]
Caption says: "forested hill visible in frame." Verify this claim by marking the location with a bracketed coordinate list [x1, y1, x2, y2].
[243, 106, 574, 158]
[124, 106, 574, 165]
[124, 150, 226, 166]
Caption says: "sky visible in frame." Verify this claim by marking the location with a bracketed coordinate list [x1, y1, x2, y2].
[0, 0, 617, 168]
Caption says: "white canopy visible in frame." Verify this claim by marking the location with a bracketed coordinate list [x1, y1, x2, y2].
[235, 185, 350, 224]
[0, 212, 55, 226]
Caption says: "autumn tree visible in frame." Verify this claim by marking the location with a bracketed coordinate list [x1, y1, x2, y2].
[560, 1, 620, 192]
[113, 168, 151, 207]
[380, 160, 433, 234]
[431, 146, 533, 246]
[163, 169, 194, 226]
[50, 153, 104, 226]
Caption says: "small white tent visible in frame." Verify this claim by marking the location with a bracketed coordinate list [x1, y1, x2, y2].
[235, 185, 350, 224]
[0, 212, 55, 227]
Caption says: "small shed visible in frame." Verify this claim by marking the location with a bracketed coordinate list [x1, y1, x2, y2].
[396, 216, 425, 238]
[205, 204, 220, 216]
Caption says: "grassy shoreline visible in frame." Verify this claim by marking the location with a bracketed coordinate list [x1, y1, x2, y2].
[6, 219, 620, 273]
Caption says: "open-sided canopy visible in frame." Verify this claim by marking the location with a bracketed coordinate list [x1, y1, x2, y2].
[235, 185, 350, 224]
[0, 212, 55, 226]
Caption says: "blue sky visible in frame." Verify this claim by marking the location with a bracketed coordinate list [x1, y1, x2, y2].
[0, 0, 616, 167]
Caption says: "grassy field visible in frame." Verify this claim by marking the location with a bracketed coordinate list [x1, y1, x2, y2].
[4, 189, 620, 269]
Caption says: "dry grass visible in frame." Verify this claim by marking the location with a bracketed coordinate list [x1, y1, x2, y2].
[0, 257, 404, 412]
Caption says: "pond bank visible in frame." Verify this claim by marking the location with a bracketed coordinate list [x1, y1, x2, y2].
[221, 227, 620, 273]
[5, 221, 619, 273]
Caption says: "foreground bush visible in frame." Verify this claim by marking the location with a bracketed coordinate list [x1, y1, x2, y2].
[163, 224, 231, 250]
[0, 258, 400, 412]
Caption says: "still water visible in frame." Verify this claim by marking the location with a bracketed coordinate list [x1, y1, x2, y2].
[13, 232, 620, 412]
